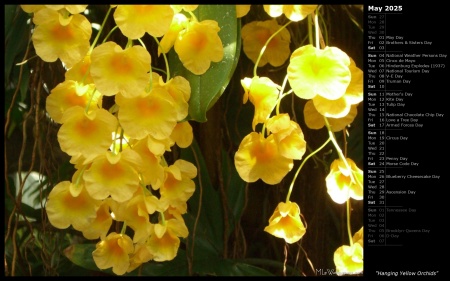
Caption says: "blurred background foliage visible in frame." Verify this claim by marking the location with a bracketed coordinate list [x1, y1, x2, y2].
[4, 4, 364, 276]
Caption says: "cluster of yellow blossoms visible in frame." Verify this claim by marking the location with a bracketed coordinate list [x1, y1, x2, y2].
[234, 5, 364, 275]
[19, 4, 234, 275]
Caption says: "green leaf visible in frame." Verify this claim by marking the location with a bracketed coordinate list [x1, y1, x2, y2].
[4, 5, 16, 39]
[19, 202, 42, 221]
[169, 5, 241, 122]
[4, 176, 17, 216]
[18, 63, 30, 103]
[138, 250, 189, 276]
[5, 6, 30, 85]
[179, 139, 224, 253]
[221, 148, 246, 237]
[192, 257, 274, 276]
[63, 244, 102, 273]
[219, 260, 274, 276]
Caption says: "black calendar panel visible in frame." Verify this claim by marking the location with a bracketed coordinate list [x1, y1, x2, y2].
[364, 2, 446, 278]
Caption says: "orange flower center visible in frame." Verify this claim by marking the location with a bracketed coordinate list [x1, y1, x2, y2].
[107, 238, 125, 256]
[110, 54, 133, 75]
[158, 232, 174, 247]
[100, 162, 125, 179]
[162, 174, 178, 197]
[252, 139, 276, 163]
[337, 173, 352, 188]
[188, 31, 208, 50]
[96, 206, 110, 221]
[66, 91, 88, 107]
[137, 97, 160, 117]
[278, 216, 292, 228]
[63, 192, 89, 209]
[78, 61, 91, 77]
[256, 29, 271, 45]
[52, 24, 74, 41]
[75, 118, 98, 136]
[134, 5, 155, 15]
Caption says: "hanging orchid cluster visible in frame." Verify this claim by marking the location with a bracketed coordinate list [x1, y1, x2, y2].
[234, 4, 364, 275]
[20, 4, 229, 275]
